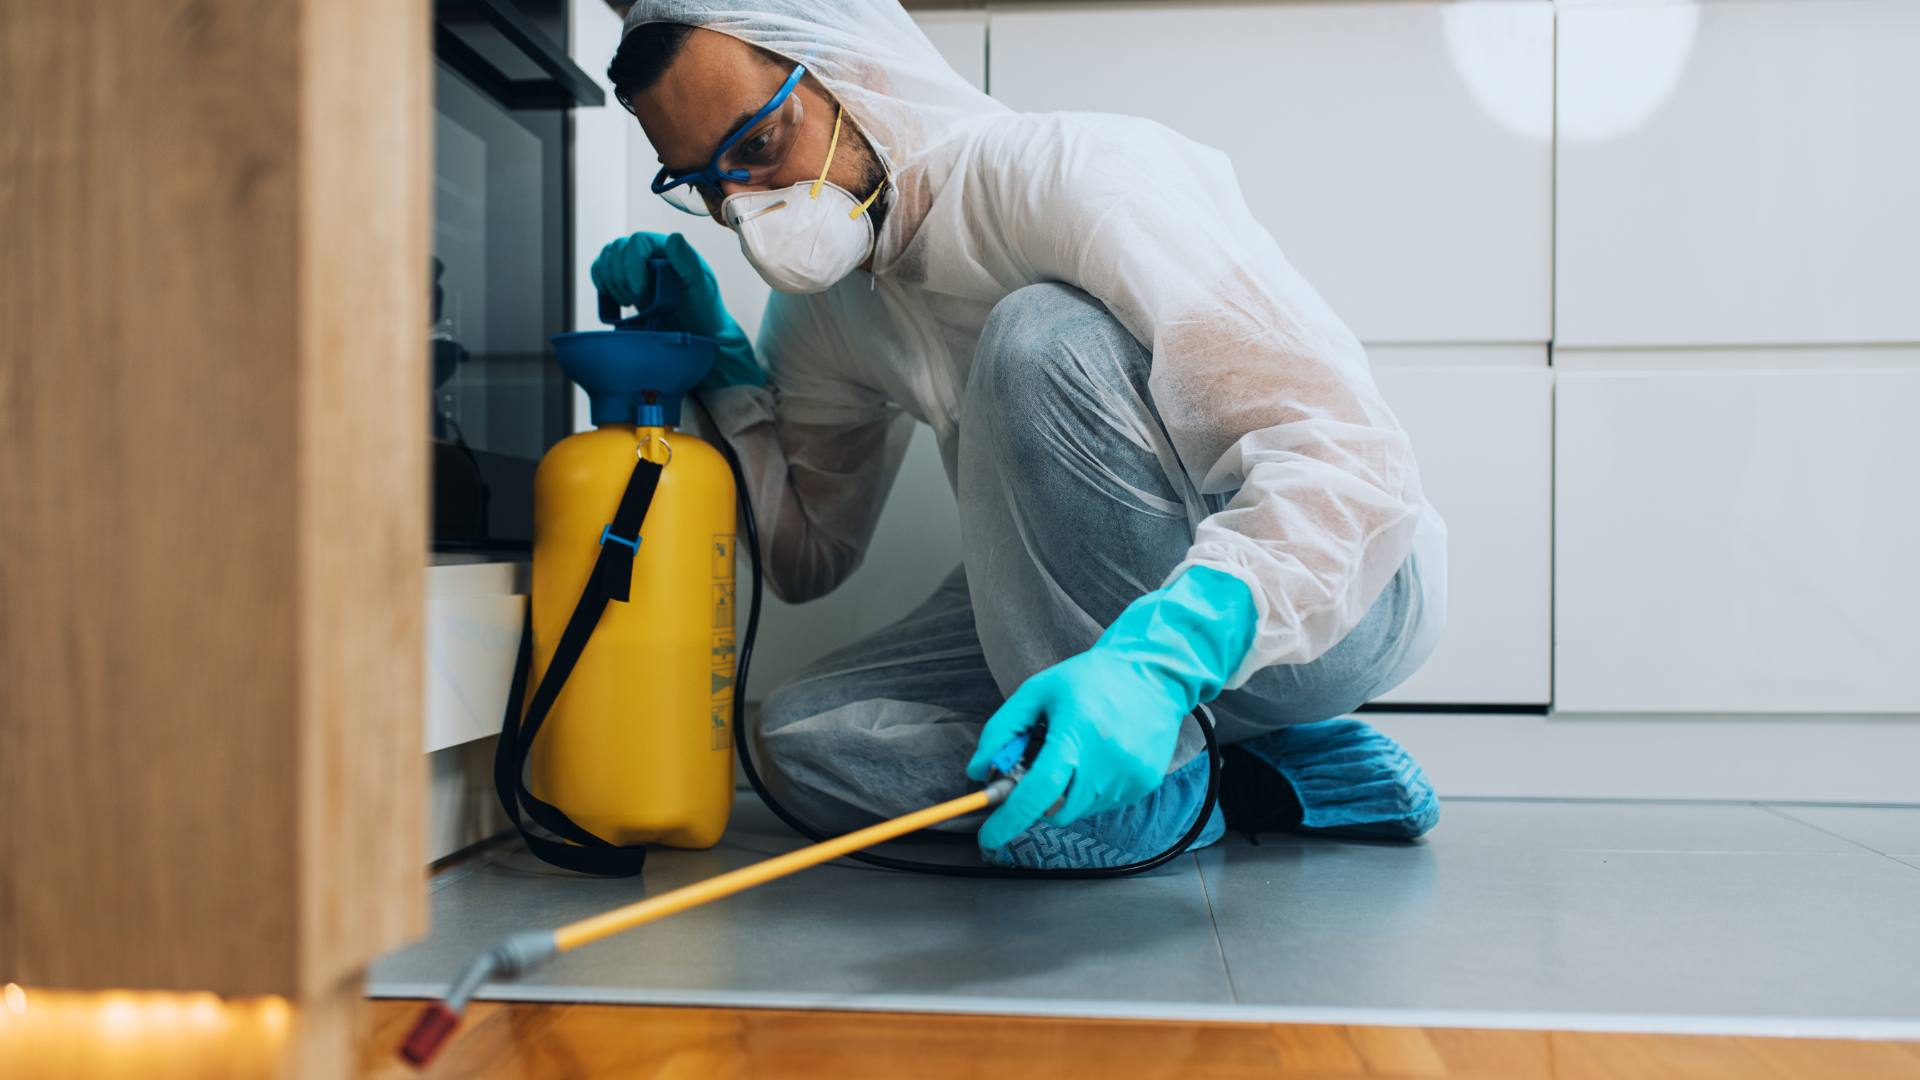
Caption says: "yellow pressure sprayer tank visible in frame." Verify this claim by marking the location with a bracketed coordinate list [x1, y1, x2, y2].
[496, 262, 735, 875]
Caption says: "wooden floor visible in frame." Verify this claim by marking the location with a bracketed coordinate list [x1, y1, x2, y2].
[359, 1000, 1920, 1078]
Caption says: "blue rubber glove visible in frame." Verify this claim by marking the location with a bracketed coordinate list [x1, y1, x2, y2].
[965, 565, 1259, 852]
[589, 231, 764, 392]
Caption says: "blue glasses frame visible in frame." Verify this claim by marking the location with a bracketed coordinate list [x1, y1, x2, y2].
[650, 63, 808, 204]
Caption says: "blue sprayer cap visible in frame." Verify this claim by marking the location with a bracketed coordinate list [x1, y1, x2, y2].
[550, 257, 717, 428]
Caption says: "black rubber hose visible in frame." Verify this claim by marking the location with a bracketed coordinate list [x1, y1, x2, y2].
[692, 393, 1221, 880]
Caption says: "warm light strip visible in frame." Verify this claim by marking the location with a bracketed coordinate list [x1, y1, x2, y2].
[0, 983, 292, 1078]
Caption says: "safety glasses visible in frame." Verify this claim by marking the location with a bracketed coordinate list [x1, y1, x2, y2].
[651, 63, 809, 216]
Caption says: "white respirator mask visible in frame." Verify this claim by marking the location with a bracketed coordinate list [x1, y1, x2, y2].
[723, 107, 885, 295]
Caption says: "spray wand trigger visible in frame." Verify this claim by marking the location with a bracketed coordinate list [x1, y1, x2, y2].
[980, 720, 1048, 807]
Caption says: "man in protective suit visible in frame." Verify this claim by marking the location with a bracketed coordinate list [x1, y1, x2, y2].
[591, 0, 1449, 869]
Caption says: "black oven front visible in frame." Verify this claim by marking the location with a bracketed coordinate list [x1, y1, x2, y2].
[430, 0, 603, 555]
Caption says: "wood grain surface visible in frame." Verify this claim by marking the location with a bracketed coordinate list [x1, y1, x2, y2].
[0, 0, 428, 999]
[359, 1001, 1920, 1079]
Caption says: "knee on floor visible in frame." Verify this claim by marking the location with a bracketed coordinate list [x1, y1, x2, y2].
[970, 283, 1141, 425]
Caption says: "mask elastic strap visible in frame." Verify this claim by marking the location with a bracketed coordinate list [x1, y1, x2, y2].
[809, 107, 845, 201]
[811, 104, 887, 222]
[849, 181, 885, 222]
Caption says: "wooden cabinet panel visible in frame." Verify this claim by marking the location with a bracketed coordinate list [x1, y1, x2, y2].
[0, 0, 427, 997]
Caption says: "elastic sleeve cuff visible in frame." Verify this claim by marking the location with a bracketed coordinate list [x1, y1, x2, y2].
[1163, 555, 1273, 691]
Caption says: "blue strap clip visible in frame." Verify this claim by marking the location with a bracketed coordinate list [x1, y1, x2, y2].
[599, 524, 642, 552]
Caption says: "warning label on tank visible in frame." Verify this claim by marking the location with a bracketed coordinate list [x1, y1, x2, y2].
[709, 627, 735, 753]
[711, 583, 735, 629]
[711, 534, 735, 578]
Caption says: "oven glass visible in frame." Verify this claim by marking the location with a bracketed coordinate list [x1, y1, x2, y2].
[430, 27, 571, 553]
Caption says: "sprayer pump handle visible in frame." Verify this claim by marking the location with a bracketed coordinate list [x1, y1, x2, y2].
[599, 256, 681, 332]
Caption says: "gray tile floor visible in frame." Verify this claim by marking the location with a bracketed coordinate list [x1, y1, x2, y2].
[368, 797, 1920, 1038]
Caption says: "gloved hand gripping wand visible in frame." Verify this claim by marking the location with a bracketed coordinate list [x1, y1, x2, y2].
[398, 734, 1042, 1068]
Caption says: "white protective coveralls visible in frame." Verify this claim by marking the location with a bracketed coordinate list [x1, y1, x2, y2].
[622, 0, 1448, 849]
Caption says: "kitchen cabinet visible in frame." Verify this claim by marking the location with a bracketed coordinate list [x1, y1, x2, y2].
[1555, 362, 1920, 713]
[1556, 0, 1920, 348]
[989, 1, 1554, 345]
[1371, 352, 1553, 705]
[913, 9, 987, 90]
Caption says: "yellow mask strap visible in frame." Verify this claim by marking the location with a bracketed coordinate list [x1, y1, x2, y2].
[849, 180, 885, 222]
[811, 105, 887, 222]
[809, 107, 845, 200]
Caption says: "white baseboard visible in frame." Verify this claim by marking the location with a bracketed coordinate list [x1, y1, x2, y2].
[422, 706, 1920, 863]
[1365, 712, 1920, 804]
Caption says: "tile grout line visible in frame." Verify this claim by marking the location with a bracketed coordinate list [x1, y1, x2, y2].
[427, 855, 493, 894]
[1440, 796, 1920, 809]
[1192, 853, 1243, 1004]
[1757, 803, 1917, 868]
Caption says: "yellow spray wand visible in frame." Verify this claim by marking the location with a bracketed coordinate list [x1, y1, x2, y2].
[399, 777, 1016, 1068]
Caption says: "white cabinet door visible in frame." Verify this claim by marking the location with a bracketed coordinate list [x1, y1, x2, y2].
[989, 2, 1554, 345]
[1556, 0, 1920, 348]
[1371, 352, 1553, 705]
[1555, 363, 1920, 713]
[912, 10, 986, 90]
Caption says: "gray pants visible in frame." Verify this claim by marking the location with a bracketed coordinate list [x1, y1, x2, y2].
[757, 284, 1433, 833]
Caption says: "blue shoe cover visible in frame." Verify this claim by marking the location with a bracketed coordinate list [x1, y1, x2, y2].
[1235, 717, 1438, 839]
[982, 751, 1225, 870]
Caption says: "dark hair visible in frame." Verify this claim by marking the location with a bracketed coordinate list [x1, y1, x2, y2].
[608, 22, 696, 112]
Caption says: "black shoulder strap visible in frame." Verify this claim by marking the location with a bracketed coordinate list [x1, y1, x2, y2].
[493, 457, 663, 877]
